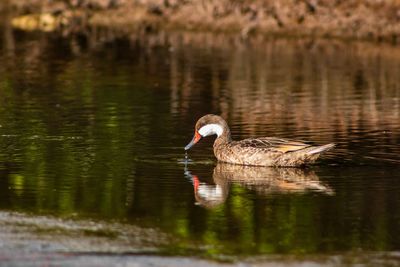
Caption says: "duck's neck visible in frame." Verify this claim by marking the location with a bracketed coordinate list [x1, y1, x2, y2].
[214, 127, 232, 148]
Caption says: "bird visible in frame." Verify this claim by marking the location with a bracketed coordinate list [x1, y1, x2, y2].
[184, 114, 335, 167]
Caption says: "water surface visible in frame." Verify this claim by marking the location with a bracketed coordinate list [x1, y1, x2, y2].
[0, 27, 400, 257]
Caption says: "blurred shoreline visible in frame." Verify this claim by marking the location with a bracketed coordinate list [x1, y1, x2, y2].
[1, 0, 400, 43]
[0, 210, 399, 266]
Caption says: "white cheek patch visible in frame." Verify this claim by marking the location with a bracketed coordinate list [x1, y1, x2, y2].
[198, 124, 223, 137]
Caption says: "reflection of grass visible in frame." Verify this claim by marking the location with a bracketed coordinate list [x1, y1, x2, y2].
[0, 30, 399, 258]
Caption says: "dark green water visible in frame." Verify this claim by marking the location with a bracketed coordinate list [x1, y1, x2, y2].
[0, 28, 400, 256]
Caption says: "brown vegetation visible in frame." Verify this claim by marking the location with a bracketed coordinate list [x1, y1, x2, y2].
[2, 0, 400, 42]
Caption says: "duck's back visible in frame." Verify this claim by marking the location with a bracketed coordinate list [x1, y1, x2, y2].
[214, 137, 334, 167]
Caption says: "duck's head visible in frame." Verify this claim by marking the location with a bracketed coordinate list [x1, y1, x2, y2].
[185, 114, 228, 150]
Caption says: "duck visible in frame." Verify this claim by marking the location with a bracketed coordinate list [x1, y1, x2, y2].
[184, 114, 335, 167]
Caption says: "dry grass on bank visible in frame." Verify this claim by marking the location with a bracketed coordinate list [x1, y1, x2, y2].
[3, 0, 400, 42]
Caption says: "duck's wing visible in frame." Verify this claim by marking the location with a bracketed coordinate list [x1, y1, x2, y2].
[233, 137, 312, 153]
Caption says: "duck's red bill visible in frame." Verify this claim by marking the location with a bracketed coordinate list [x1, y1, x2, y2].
[185, 131, 202, 150]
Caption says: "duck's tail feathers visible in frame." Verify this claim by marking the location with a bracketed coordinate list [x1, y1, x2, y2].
[307, 143, 336, 155]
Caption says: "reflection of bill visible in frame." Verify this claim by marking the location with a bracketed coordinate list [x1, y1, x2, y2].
[185, 163, 334, 209]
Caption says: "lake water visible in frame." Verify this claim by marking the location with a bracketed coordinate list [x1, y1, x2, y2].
[0, 27, 400, 259]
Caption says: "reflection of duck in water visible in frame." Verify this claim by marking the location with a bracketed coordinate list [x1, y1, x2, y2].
[185, 114, 335, 167]
[185, 163, 333, 208]
[188, 173, 229, 208]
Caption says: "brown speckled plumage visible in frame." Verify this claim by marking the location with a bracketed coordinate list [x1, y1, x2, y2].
[185, 114, 335, 167]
